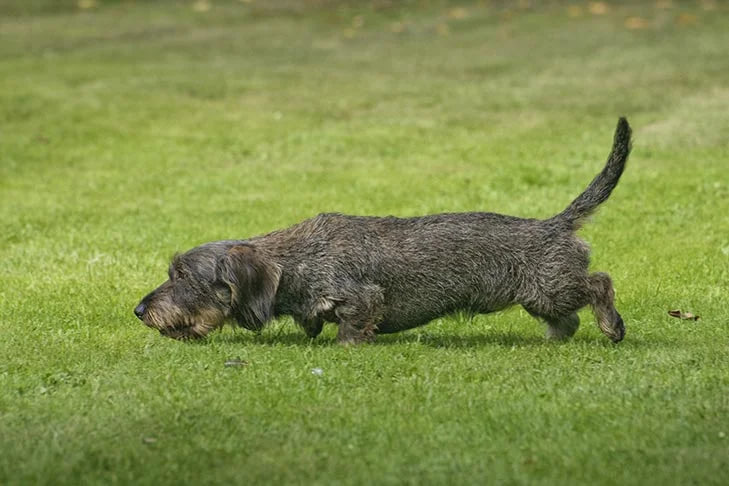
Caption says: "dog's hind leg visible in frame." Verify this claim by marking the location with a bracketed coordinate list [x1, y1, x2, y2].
[543, 313, 581, 340]
[521, 285, 585, 341]
[333, 284, 384, 345]
[588, 272, 625, 342]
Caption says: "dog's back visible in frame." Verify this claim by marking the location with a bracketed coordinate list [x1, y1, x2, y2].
[267, 211, 584, 332]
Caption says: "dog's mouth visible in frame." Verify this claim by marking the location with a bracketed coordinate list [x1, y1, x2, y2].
[138, 303, 226, 341]
[158, 325, 206, 341]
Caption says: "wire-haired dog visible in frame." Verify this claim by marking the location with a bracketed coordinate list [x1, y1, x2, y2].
[135, 118, 632, 344]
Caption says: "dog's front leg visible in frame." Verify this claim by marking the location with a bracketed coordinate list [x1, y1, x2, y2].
[336, 315, 377, 345]
[298, 317, 324, 339]
[333, 284, 384, 345]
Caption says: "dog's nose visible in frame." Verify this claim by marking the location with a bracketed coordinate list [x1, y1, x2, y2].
[134, 303, 146, 320]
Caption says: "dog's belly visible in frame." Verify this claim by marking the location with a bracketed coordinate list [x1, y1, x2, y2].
[376, 298, 506, 334]
[376, 319, 424, 334]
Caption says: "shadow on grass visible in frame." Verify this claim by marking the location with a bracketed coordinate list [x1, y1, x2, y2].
[188, 325, 662, 349]
[380, 331, 548, 348]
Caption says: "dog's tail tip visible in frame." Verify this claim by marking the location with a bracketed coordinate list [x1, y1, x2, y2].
[554, 117, 632, 229]
[615, 116, 632, 143]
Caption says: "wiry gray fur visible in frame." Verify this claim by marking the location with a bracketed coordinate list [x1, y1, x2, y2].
[134, 118, 632, 344]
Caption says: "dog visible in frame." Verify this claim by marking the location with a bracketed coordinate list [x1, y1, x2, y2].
[134, 118, 632, 344]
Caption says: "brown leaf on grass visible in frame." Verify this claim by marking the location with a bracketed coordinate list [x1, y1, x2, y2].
[448, 7, 468, 20]
[435, 23, 450, 36]
[668, 309, 700, 321]
[625, 17, 648, 29]
[567, 6, 583, 18]
[675, 13, 698, 26]
[517, 0, 532, 9]
[588, 2, 609, 15]
[192, 0, 211, 13]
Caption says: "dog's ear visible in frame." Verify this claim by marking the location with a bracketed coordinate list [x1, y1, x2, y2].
[217, 244, 281, 331]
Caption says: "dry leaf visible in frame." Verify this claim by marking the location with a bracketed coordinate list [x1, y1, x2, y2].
[192, 0, 211, 12]
[588, 2, 609, 15]
[625, 17, 648, 29]
[668, 309, 700, 321]
[567, 6, 583, 18]
[448, 7, 468, 20]
[675, 13, 698, 26]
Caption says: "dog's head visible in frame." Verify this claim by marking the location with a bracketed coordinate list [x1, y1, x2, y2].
[134, 241, 281, 340]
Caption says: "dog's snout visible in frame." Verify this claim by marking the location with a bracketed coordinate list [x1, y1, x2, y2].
[134, 302, 147, 320]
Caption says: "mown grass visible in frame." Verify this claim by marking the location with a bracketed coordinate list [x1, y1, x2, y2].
[1, 1, 728, 484]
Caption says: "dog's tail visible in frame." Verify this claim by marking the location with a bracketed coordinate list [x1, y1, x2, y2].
[552, 117, 632, 230]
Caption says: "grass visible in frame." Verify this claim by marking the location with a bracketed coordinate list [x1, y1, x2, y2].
[1, 0, 729, 484]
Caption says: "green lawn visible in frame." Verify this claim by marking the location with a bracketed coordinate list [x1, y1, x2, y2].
[1, 1, 728, 484]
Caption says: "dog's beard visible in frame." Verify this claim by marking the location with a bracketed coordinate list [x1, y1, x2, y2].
[144, 304, 225, 340]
